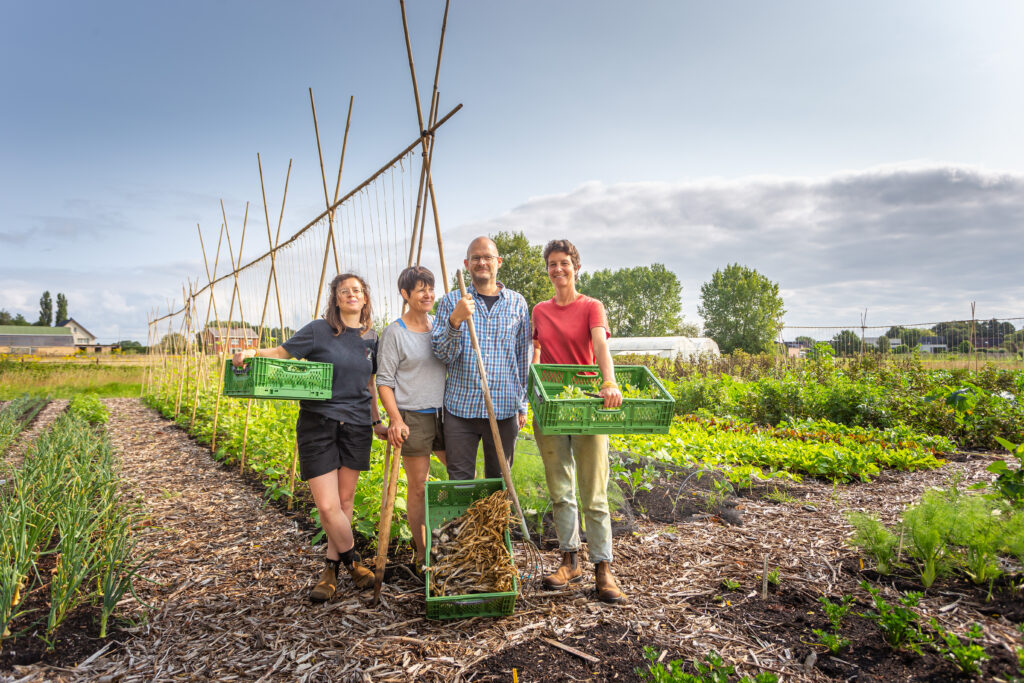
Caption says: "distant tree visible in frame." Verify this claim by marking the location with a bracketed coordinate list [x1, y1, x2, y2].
[932, 321, 970, 347]
[578, 263, 686, 337]
[976, 319, 1015, 347]
[12, 313, 29, 326]
[37, 291, 53, 326]
[876, 336, 890, 353]
[159, 332, 187, 353]
[958, 340, 973, 354]
[886, 326, 923, 348]
[795, 335, 816, 347]
[118, 340, 146, 353]
[490, 230, 553, 312]
[893, 344, 910, 355]
[698, 263, 785, 354]
[677, 322, 701, 337]
[0, 309, 13, 325]
[55, 293, 68, 323]
[831, 329, 862, 356]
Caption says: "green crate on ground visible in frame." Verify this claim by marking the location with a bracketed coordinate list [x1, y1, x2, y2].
[424, 478, 518, 620]
[528, 363, 674, 435]
[221, 358, 332, 400]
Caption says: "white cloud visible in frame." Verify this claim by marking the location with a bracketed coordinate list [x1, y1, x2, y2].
[451, 163, 1024, 329]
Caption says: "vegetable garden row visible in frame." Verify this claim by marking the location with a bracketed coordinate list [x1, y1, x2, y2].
[1, 395, 143, 660]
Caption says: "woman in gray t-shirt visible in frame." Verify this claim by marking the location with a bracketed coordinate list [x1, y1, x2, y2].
[377, 266, 447, 572]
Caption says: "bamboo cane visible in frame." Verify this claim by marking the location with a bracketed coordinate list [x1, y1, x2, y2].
[374, 443, 403, 602]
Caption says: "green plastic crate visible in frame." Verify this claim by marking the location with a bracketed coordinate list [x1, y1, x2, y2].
[424, 478, 518, 620]
[528, 364, 675, 435]
[221, 358, 332, 400]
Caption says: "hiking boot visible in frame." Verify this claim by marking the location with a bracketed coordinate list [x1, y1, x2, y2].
[310, 561, 338, 603]
[542, 551, 583, 590]
[346, 554, 375, 590]
[595, 561, 626, 604]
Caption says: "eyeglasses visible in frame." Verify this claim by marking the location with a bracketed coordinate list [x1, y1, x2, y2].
[338, 288, 363, 297]
[469, 255, 499, 264]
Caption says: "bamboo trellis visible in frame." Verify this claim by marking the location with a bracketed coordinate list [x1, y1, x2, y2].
[145, 2, 460, 508]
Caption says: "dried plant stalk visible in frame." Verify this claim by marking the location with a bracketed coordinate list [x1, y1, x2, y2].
[428, 490, 519, 596]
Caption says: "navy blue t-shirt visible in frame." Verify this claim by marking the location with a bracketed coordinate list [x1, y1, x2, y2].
[282, 319, 377, 424]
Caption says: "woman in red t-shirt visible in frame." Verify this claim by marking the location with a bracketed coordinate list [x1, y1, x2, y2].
[531, 239, 626, 603]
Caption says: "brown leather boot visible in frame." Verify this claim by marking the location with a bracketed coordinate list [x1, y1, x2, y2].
[595, 561, 626, 604]
[346, 556, 375, 590]
[542, 551, 583, 590]
[309, 561, 338, 603]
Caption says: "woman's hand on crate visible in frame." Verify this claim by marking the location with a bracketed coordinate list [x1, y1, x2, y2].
[599, 384, 623, 409]
[387, 418, 410, 448]
[232, 349, 256, 367]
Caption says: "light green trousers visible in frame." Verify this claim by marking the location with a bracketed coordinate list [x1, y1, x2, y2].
[534, 424, 612, 563]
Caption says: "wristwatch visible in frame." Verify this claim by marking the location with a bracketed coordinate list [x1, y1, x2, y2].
[371, 419, 383, 426]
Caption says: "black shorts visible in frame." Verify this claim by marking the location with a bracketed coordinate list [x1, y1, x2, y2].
[295, 410, 372, 480]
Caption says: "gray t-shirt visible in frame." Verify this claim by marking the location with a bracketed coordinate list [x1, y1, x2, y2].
[282, 319, 377, 424]
[376, 316, 446, 411]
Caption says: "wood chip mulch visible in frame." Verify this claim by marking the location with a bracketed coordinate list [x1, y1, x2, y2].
[3, 399, 1022, 682]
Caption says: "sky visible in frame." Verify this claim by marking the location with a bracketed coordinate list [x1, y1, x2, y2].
[2, 1, 1023, 342]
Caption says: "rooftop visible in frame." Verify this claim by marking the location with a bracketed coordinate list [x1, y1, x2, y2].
[0, 325, 73, 336]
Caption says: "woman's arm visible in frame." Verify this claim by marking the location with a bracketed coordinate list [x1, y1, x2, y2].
[368, 377, 388, 439]
[592, 328, 622, 409]
[232, 345, 291, 366]
[377, 385, 408, 447]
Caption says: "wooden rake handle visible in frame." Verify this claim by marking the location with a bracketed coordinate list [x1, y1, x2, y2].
[454, 270, 532, 541]
[373, 442, 402, 602]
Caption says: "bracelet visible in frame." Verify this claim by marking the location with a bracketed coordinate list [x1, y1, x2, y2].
[371, 419, 383, 426]
[600, 380, 619, 390]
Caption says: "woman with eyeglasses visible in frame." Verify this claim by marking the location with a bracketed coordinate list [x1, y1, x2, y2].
[233, 273, 388, 603]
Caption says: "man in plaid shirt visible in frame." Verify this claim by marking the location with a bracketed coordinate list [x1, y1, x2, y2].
[432, 236, 531, 480]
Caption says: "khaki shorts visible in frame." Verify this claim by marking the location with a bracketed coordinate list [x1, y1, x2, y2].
[399, 409, 445, 458]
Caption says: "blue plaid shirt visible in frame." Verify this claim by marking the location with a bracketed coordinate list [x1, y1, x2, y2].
[431, 282, 531, 420]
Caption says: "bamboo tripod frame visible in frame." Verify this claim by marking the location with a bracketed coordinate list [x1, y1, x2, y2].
[145, 4, 460, 524]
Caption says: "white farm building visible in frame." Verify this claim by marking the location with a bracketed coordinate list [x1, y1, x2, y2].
[606, 336, 721, 359]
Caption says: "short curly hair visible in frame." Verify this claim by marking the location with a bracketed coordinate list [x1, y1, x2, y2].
[542, 239, 581, 280]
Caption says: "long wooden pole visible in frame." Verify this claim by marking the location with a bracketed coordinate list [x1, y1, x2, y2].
[400, 0, 452, 290]
[374, 443, 403, 601]
[310, 90, 354, 317]
[257, 155, 298, 507]
[454, 270, 531, 539]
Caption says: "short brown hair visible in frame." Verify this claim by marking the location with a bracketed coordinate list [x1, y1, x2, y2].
[323, 273, 372, 335]
[397, 266, 435, 297]
[542, 239, 581, 279]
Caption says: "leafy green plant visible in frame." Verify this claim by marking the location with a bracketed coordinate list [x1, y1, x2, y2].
[637, 647, 778, 683]
[68, 392, 109, 424]
[721, 578, 741, 591]
[948, 494, 1003, 585]
[765, 568, 780, 587]
[989, 436, 1024, 505]
[859, 581, 931, 654]
[902, 491, 957, 588]
[812, 594, 854, 654]
[929, 619, 989, 676]
[846, 511, 898, 574]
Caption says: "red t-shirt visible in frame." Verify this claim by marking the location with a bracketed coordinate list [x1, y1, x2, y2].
[532, 295, 609, 365]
